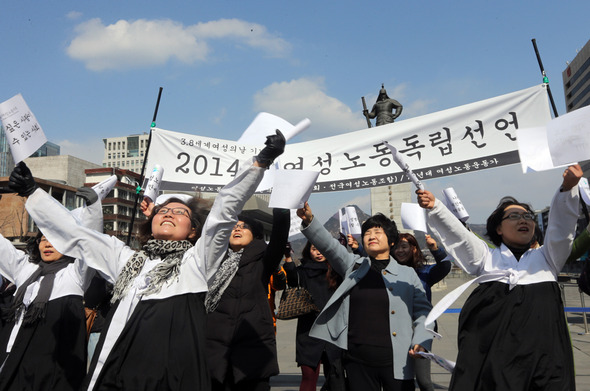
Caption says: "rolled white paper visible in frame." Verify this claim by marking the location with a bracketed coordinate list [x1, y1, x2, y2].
[383, 141, 425, 190]
[442, 187, 469, 222]
[143, 164, 164, 202]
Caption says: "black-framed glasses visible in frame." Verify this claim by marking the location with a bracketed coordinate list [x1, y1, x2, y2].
[233, 223, 251, 231]
[156, 207, 190, 218]
[502, 212, 535, 221]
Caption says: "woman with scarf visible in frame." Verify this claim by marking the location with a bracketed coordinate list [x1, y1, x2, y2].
[205, 210, 289, 391]
[0, 182, 103, 390]
[12, 131, 285, 391]
[417, 164, 582, 390]
[283, 241, 345, 391]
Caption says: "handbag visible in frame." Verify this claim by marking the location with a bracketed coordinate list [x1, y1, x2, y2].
[276, 273, 319, 320]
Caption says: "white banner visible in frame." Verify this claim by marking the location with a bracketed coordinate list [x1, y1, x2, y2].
[146, 84, 550, 193]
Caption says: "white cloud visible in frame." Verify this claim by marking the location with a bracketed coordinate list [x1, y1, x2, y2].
[66, 11, 83, 20]
[66, 18, 290, 71]
[58, 138, 104, 165]
[253, 77, 367, 138]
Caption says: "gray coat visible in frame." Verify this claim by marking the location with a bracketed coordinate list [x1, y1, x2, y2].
[302, 217, 433, 380]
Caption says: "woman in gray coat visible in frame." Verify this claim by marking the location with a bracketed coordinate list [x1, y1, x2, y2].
[297, 203, 432, 391]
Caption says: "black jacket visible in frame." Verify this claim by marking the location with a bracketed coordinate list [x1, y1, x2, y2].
[206, 209, 289, 383]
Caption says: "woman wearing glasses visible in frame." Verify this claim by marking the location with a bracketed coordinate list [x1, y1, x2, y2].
[14, 131, 285, 391]
[205, 211, 289, 391]
[416, 164, 583, 390]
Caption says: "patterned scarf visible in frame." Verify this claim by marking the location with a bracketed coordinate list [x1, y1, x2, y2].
[9, 257, 74, 325]
[111, 239, 193, 303]
[204, 248, 244, 313]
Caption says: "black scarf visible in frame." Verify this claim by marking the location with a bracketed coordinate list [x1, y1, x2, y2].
[8, 257, 74, 325]
[111, 239, 193, 303]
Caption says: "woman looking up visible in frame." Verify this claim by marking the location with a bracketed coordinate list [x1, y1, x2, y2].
[13, 130, 285, 391]
[417, 164, 582, 390]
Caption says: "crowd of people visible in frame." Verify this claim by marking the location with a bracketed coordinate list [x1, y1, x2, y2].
[0, 123, 587, 391]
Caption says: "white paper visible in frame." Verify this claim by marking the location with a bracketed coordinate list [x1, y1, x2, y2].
[237, 112, 311, 145]
[256, 161, 279, 192]
[341, 206, 362, 238]
[442, 187, 469, 222]
[339, 208, 348, 235]
[417, 352, 455, 372]
[143, 164, 164, 202]
[383, 141, 425, 190]
[400, 203, 427, 232]
[516, 126, 562, 173]
[579, 177, 590, 206]
[0, 94, 48, 163]
[268, 170, 320, 209]
[546, 104, 590, 167]
[288, 209, 302, 239]
[92, 175, 117, 200]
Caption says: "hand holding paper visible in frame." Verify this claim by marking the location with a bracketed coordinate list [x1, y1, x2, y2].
[383, 141, 425, 190]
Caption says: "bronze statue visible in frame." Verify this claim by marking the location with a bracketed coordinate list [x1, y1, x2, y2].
[363, 84, 403, 127]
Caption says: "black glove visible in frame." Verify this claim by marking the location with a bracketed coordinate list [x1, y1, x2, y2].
[255, 129, 286, 167]
[9, 161, 37, 197]
[76, 186, 99, 206]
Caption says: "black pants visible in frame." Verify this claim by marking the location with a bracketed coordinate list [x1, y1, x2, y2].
[344, 360, 413, 391]
[211, 377, 270, 391]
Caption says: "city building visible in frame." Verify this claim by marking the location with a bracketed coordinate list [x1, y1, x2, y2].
[102, 133, 150, 173]
[370, 183, 412, 234]
[562, 39, 590, 113]
[25, 155, 101, 188]
[0, 128, 61, 177]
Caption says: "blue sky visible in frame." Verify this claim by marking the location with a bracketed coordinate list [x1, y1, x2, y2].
[2, 1, 589, 224]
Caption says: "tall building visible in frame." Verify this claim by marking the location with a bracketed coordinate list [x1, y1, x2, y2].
[562, 39, 590, 113]
[0, 129, 61, 176]
[562, 40, 590, 174]
[102, 133, 150, 173]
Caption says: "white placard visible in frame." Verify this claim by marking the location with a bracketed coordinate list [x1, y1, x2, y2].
[268, 170, 320, 209]
[143, 164, 164, 202]
[92, 175, 117, 200]
[516, 126, 563, 173]
[0, 94, 48, 163]
[383, 141, 425, 190]
[442, 187, 469, 222]
[339, 206, 361, 238]
[237, 112, 310, 145]
[400, 203, 427, 232]
[579, 177, 590, 206]
[547, 104, 590, 167]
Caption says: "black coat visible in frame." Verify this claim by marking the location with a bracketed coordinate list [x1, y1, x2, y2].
[284, 259, 343, 367]
[206, 209, 289, 383]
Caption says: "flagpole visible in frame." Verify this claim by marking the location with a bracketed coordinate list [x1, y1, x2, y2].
[531, 38, 559, 118]
[126, 87, 163, 246]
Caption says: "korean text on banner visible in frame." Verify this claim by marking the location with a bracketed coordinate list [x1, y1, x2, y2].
[147, 84, 550, 193]
[0, 94, 48, 163]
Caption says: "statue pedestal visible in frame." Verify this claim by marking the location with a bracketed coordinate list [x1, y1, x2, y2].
[370, 183, 413, 234]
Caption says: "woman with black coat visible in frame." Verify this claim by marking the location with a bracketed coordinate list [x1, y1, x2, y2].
[205, 210, 290, 391]
[284, 241, 345, 391]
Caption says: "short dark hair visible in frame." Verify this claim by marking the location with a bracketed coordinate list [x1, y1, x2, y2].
[486, 197, 536, 247]
[361, 213, 399, 248]
[138, 196, 211, 246]
[236, 214, 264, 240]
[26, 231, 45, 264]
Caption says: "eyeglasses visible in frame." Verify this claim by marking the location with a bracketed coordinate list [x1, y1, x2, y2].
[233, 223, 251, 231]
[502, 212, 535, 221]
[156, 207, 190, 218]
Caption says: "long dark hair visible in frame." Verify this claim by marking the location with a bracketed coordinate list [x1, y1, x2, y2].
[394, 233, 425, 270]
[300, 241, 342, 291]
[138, 196, 211, 246]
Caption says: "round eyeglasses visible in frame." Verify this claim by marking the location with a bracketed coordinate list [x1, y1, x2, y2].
[502, 212, 535, 221]
[156, 207, 190, 218]
[233, 223, 251, 231]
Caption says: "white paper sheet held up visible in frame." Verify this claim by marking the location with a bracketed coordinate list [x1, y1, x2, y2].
[288, 209, 302, 239]
[237, 112, 311, 145]
[516, 126, 565, 173]
[400, 203, 427, 232]
[546, 104, 590, 167]
[339, 206, 362, 238]
[0, 94, 48, 163]
[268, 170, 320, 209]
